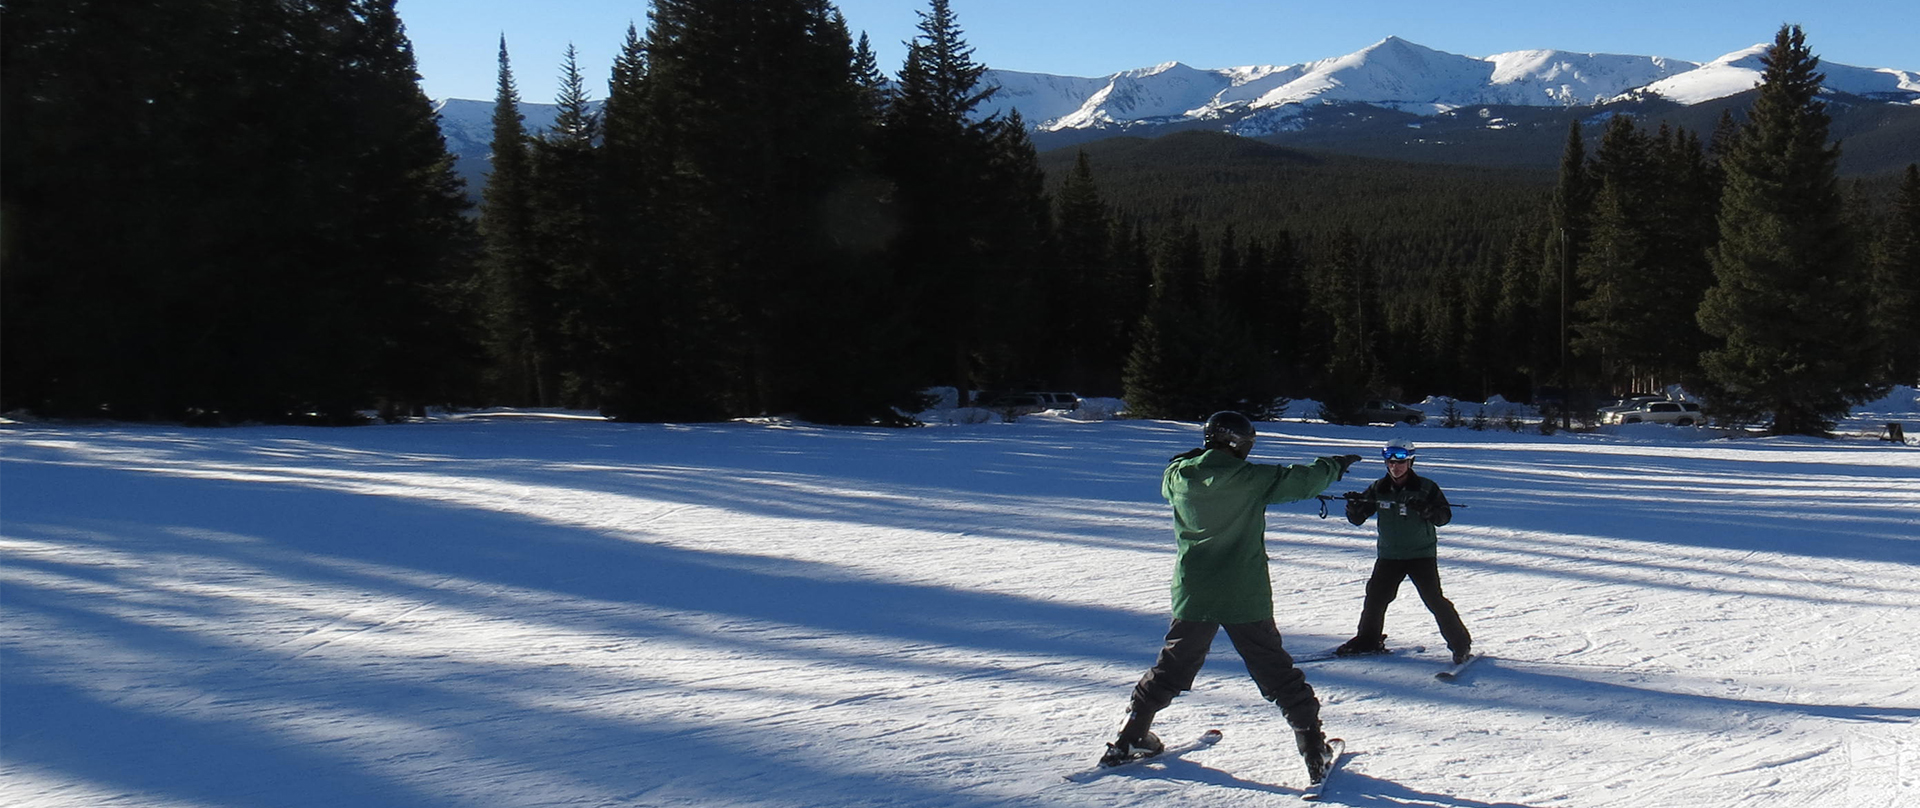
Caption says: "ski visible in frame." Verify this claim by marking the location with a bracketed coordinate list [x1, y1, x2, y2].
[1300, 738, 1347, 800]
[1435, 653, 1482, 681]
[1294, 644, 1424, 664]
[1063, 729, 1223, 783]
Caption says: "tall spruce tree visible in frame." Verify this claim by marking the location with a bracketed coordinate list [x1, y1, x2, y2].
[528, 44, 603, 406]
[478, 37, 553, 405]
[1871, 165, 1920, 384]
[325, 0, 483, 419]
[1646, 124, 1719, 387]
[968, 110, 1054, 391]
[1543, 119, 1594, 397]
[1574, 114, 1664, 389]
[1122, 224, 1210, 420]
[1697, 24, 1883, 435]
[636, 0, 911, 423]
[596, 23, 714, 420]
[884, 0, 1022, 401]
[1051, 150, 1117, 391]
[1317, 230, 1378, 424]
[850, 30, 891, 126]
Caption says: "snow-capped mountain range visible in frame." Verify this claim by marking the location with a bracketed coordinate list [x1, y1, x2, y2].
[974, 37, 1918, 137]
[431, 37, 1919, 180]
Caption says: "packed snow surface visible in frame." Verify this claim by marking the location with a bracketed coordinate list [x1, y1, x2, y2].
[4, 400, 1918, 807]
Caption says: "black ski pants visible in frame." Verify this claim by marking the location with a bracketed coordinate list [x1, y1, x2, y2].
[1355, 556, 1471, 654]
[1127, 618, 1320, 733]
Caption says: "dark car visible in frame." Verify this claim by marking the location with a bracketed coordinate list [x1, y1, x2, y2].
[1355, 399, 1425, 425]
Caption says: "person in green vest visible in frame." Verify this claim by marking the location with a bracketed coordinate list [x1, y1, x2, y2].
[1100, 411, 1361, 786]
[1335, 437, 1472, 664]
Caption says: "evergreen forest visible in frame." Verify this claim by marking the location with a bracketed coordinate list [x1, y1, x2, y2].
[4, 2, 1917, 435]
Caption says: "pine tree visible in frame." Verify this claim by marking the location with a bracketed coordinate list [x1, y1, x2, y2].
[884, 0, 1011, 399]
[850, 30, 891, 127]
[1122, 224, 1209, 420]
[1, 0, 216, 416]
[326, 0, 483, 419]
[1543, 119, 1593, 396]
[1251, 230, 1308, 395]
[528, 43, 603, 406]
[1645, 124, 1718, 387]
[1573, 114, 1658, 388]
[1697, 24, 1884, 435]
[1871, 165, 1920, 384]
[2, 0, 479, 421]
[1050, 150, 1115, 390]
[1317, 230, 1378, 424]
[634, 0, 910, 423]
[969, 110, 1054, 391]
[597, 23, 706, 420]
[477, 37, 552, 405]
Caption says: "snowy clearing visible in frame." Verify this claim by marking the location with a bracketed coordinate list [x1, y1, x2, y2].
[3, 402, 1917, 807]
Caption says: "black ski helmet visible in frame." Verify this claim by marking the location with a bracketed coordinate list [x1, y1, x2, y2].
[1203, 411, 1256, 458]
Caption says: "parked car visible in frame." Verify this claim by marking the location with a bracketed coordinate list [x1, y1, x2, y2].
[978, 391, 1080, 415]
[1355, 399, 1425, 425]
[1604, 400, 1704, 426]
[1596, 395, 1667, 421]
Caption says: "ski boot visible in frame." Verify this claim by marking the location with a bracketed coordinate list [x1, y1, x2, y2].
[1295, 727, 1334, 784]
[1099, 731, 1164, 767]
[1334, 633, 1387, 657]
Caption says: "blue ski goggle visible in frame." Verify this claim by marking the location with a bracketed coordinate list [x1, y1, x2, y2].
[1382, 448, 1413, 462]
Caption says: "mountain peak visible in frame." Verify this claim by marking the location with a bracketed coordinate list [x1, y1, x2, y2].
[1117, 61, 1198, 79]
[967, 39, 1917, 134]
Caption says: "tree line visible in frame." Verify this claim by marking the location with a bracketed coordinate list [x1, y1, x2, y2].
[1051, 26, 1918, 433]
[4, 4, 1915, 435]
[4, 0, 479, 423]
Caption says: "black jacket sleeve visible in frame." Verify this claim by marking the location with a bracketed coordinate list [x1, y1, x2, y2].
[1418, 481, 1453, 527]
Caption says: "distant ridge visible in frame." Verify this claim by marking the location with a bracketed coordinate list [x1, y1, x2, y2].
[431, 37, 1920, 195]
[977, 37, 1918, 136]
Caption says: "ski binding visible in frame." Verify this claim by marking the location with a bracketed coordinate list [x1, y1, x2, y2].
[1435, 653, 1482, 681]
[1064, 728, 1222, 782]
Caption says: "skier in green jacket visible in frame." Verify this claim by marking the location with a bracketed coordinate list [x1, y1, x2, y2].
[1335, 437, 1472, 664]
[1101, 411, 1361, 786]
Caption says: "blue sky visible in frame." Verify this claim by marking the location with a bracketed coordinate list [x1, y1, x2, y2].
[396, 0, 1915, 102]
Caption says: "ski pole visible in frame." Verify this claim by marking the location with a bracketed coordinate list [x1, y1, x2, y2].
[1313, 493, 1467, 519]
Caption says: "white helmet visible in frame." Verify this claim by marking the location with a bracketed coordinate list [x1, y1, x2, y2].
[1383, 438, 1415, 461]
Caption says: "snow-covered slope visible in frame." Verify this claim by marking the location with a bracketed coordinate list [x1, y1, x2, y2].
[1638, 44, 1920, 105]
[4, 393, 1918, 807]
[432, 98, 567, 163]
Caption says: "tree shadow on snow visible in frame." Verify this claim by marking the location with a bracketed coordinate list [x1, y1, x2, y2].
[0, 455, 1165, 808]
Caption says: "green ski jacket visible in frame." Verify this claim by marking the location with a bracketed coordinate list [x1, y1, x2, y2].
[1346, 471, 1453, 560]
[1161, 449, 1347, 623]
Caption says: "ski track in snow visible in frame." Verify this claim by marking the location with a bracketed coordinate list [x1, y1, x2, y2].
[2, 410, 1917, 807]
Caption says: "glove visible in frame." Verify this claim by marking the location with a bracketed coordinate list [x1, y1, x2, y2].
[1344, 497, 1370, 524]
[1332, 454, 1362, 478]
[1168, 447, 1207, 463]
[1407, 496, 1445, 523]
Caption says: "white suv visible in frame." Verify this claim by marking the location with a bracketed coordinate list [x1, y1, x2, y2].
[1604, 400, 1704, 426]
